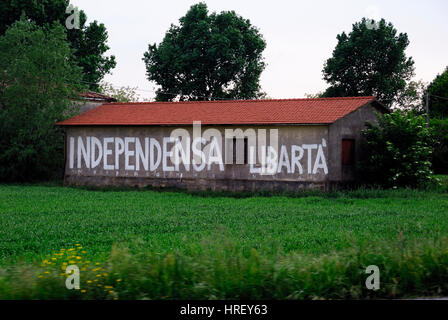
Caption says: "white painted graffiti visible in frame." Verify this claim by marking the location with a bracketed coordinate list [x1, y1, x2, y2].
[68, 123, 328, 176]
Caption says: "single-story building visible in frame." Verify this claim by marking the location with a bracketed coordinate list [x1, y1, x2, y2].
[56, 96, 386, 192]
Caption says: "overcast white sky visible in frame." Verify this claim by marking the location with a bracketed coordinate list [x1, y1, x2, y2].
[71, 0, 448, 100]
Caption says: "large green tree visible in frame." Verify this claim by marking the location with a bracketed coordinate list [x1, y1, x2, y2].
[0, 20, 84, 181]
[143, 3, 266, 101]
[322, 18, 415, 107]
[427, 67, 448, 118]
[0, 0, 116, 91]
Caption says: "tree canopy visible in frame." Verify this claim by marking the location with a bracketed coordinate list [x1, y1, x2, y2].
[427, 66, 448, 118]
[0, 20, 84, 181]
[322, 18, 415, 107]
[0, 0, 116, 91]
[143, 2, 266, 101]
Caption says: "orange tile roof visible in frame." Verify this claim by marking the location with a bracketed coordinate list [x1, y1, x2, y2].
[57, 96, 377, 126]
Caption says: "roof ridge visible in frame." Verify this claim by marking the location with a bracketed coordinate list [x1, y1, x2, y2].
[104, 96, 375, 106]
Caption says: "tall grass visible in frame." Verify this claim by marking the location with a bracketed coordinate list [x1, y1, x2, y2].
[1, 236, 448, 300]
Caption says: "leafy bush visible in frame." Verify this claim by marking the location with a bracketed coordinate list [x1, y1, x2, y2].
[0, 20, 83, 182]
[359, 111, 435, 188]
[429, 118, 448, 174]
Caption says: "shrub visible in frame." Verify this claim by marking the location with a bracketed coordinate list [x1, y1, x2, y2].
[359, 111, 435, 188]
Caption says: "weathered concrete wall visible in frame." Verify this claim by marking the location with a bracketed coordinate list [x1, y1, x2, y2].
[63, 125, 330, 191]
[327, 103, 380, 182]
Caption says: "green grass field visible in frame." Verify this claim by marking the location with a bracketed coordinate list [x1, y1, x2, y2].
[0, 183, 447, 299]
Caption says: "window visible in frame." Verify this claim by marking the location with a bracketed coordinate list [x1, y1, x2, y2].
[342, 139, 355, 166]
[232, 137, 248, 164]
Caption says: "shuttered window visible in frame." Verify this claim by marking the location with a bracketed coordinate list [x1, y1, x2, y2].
[232, 137, 248, 164]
